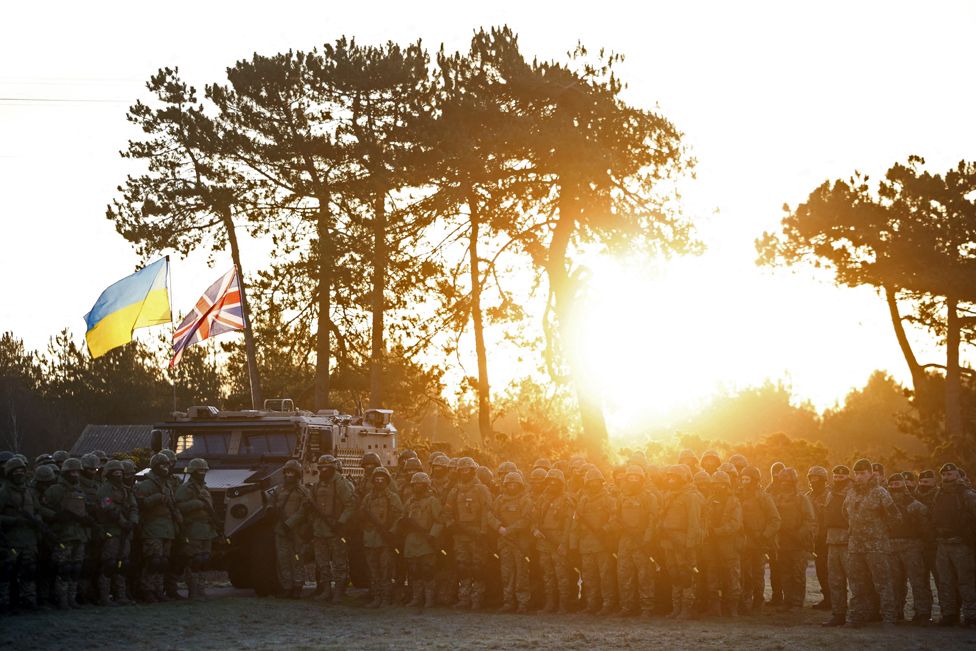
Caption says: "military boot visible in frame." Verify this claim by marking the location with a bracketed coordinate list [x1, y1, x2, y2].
[676, 589, 696, 620]
[314, 584, 333, 602]
[423, 584, 436, 609]
[666, 587, 682, 619]
[332, 581, 346, 605]
[705, 601, 721, 617]
[541, 595, 557, 614]
[821, 614, 846, 627]
[96, 576, 115, 607]
[407, 581, 424, 608]
[68, 581, 83, 609]
[112, 574, 133, 606]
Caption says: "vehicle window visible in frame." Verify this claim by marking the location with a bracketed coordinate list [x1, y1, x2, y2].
[241, 433, 294, 456]
[177, 433, 229, 456]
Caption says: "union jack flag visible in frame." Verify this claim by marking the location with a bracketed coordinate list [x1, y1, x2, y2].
[170, 267, 244, 367]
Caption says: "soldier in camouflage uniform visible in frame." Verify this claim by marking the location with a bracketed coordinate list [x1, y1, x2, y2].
[0, 457, 40, 612]
[431, 456, 457, 605]
[158, 449, 185, 600]
[78, 453, 102, 604]
[913, 469, 941, 612]
[572, 467, 617, 615]
[844, 458, 901, 626]
[738, 465, 780, 614]
[772, 468, 815, 611]
[401, 472, 443, 610]
[703, 470, 742, 616]
[355, 453, 381, 501]
[30, 463, 59, 608]
[174, 458, 217, 600]
[445, 457, 494, 610]
[134, 453, 178, 602]
[806, 465, 830, 610]
[493, 471, 534, 613]
[533, 468, 575, 613]
[360, 466, 403, 608]
[886, 473, 932, 624]
[614, 465, 657, 617]
[661, 464, 703, 620]
[766, 461, 786, 606]
[931, 462, 976, 627]
[270, 459, 307, 598]
[307, 454, 356, 603]
[44, 458, 89, 609]
[95, 459, 137, 605]
[822, 465, 851, 627]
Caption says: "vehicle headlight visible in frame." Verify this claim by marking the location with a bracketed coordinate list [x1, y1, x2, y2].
[230, 504, 248, 519]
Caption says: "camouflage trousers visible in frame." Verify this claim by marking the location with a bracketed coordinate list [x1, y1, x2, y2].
[365, 546, 395, 603]
[140, 538, 173, 597]
[705, 550, 741, 610]
[617, 536, 653, 612]
[0, 545, 37, 608]
[890, 538, 932, 618]
[664, 544, 696, 613]
[775, 548, 808, 608]
[274, 529, 305, 591]
[98, 534, 131, 604]
[51, 540, 84, 608]
[827, 544, 849, 618]
[580, 550, 616, 611]
[538, 546, 575, 611]
[738, 547, 766, 610]
[848, 550, 896, 624]
[768, 549, 783, 602]
[406, 553, 437, 606]
[498, 541, 530, 609]
[453, 534, 488, 608]
[312, 536, 349, 589]
[814, 541, 829, 605]
[923, 544, 941, 611]
[936, 540, 976, 623]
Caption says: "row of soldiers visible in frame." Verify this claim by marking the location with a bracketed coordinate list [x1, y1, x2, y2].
[269, 449, 976, 627]
[0, 448, 217, 613]
[3, 446, 976, 629]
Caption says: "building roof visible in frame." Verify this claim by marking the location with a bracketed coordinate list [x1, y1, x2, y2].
[70, 424, 153, 456]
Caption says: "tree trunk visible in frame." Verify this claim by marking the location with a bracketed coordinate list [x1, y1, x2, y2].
[467, 190, 491, 444]
[369, 188, 386, 408]
[884, 286, 925, 393]
[550, 177, 608, 456]
[314, 196, 332, 411]
[223, 208, 263, 410]
[945, 294, 963, 438]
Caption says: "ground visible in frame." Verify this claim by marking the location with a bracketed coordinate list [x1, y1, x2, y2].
[4, 572, 976, 650]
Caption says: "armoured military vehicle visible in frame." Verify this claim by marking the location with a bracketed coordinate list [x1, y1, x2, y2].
[150, 398, 397, 595]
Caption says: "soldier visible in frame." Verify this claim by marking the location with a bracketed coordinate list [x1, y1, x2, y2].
[533, 458, 552, 472]
[533, 468, 575, 614]
[307, 454, 356, 603]
[886, 473, 932, 624]
[572, 467, 617, 615]
[703, 470, 742, 617]
[493, 471, 534, 613]
[174, 458, 217, 600]
[43, 457, 88, 609]
[766, 461, 787, 606]
[134, 453, 178, 602]
[396, 457, 423, 496]
[772, 468, 815, 611]
[822, 465, 851, 627]
[529, 467, 548, 503]
[614, 465, 657, 617]
[913, 469, 941, 611]
[678, 450, 700, 475]
[30, 463, 59, 609]
[728, 454, 748, 477]
[401, 472, 443, 610]
[95, 459, 137, 605]
[51, 451, 69, 471]
[356, 452, 381, 500]
[78, 453, 102, 604]
[270, 459, 307, 598]
[901, 471, 918, 495]
[661, 464, 702, 620]
[445, 456, 495, 610]
[360, 466, 403, 608]
[738, 466, 779, 614]
[430, 455, 452, 498]
[872, 463, 886, 487]
[158, 448, 185, 600]
[0, 457, 40, 612]
[931, 462, 976, 627]
[806, 465, 830, 610]
[845, 458, 900, 627]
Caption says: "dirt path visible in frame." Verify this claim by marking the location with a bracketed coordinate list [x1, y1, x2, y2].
[3, 587, 975, 651]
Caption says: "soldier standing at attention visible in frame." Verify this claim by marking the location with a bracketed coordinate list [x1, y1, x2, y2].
[95, 460, 137, 605]
[806, 466, 830, 611]
[445, 457, 494, 611]
[174, 458, 217, 600]
[44, 458, 89, 609]
[0, 457, 39, 612]
[308, 454, 356, 603]
[821, 465, 851, 627]
[737, 466, 780, 615]
[572, 467, 617, 615]
[270, 459, 307, 598]
[771, 468, 815, 612]
[844, 458, 901, 627]
[401, 472, 443, 611]
[703, 470, 742, 617]
[533, 468, 576, 614]
[931, 462, 976, 627]
[360, 467, 403, 608]
[493, 471, 533, 613]
[886, 473, 932, 624]
[613, 465, 657, 618]
[134, 454, 178, 603]
[661, 464, 702, 620]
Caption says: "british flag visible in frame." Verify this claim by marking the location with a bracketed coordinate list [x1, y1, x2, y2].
[170, 267, 245, 367]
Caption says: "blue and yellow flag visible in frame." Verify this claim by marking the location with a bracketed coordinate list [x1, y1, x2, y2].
[84, 257, 171, 358]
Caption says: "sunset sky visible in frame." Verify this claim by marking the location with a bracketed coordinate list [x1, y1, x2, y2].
[2, 1, 974, 434]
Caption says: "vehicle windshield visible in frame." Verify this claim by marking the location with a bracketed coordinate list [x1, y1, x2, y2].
[176, 431, 295, 457]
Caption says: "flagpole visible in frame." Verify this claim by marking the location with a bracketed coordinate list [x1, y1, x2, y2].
[165, 255, 177, 414]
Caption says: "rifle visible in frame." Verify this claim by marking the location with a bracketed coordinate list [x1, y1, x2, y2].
[1, 503, 62, 548]
[574, 512, 616, 551]
[361, 505, 399, 551]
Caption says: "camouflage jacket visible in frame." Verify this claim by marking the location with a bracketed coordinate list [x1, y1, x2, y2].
[824, 486, 850, 546]
[0, 480, 38, 548]
[888, 493, 929, 542]
[660, 483, 703, 550]
[359, 487, 403, 549]
[704, 493, 743, 550]
[806, 487, 829, 546]
[175, 479, 217, 541]
[614, 488, 658, 546]
[96, 479, 138, 537]
[308, 474, 356, 538]
[444, 479, 494, 536]
[930, 483, 976, 543]
[43, 477, 89, 543]
[493, 490, 534, 551]
[739, 488, 780, 550]
[844, 479, 900, 553]
[270, 483, 308, 535]
[534, 490, 574, 553]
[571, 486, 615, 554]
[774, 488, 816, 552]
[401, 491, 444, 559]
[135, 471, 177, 540]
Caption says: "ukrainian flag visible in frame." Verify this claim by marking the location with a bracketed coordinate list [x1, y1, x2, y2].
[84, 257, 171, 358]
